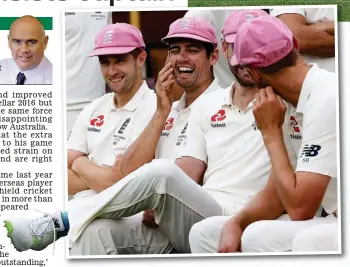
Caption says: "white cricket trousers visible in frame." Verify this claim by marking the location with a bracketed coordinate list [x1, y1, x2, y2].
[189, 214, 338, 253]
[292, 221, 338, 252]
[69, 159, 223, 254]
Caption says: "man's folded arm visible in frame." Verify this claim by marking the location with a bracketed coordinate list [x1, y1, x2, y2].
[277, 13, 335, 57]
[67, 149, 89, 195]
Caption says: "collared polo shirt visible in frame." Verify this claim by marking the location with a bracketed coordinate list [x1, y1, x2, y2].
[177, 83, 271, 215]
[284, 64, 338, 214]
[0, 56, 52, 84]
[68, 81, 156, 167]
[156, 79, 221, 162]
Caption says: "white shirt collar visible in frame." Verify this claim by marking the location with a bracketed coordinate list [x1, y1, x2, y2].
[173, 78, 220, 111]
[109, 81, 150, 112]
[20, 56, 51, 84]
[223, 81, 256, 110]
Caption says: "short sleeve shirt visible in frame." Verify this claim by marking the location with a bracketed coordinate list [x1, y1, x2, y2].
[283, 64, 338, 214]
[156, 79, 221, 162]
[177, 83, 271, 215]
[67, 82, 156, 167]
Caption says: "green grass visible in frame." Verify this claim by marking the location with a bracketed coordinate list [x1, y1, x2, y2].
[188, 0, 350, 21]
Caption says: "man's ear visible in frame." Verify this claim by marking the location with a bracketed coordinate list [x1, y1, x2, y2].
[221, 40, 228, 56]
[209, 48, 219, 66]
[137, 50, 147, 67]
[43, 36, 49, 50]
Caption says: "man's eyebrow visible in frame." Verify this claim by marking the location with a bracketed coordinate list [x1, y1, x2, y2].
[186, 44, 202, 49]
[11, 38, 38, 42]
[169, 45, 179, 50]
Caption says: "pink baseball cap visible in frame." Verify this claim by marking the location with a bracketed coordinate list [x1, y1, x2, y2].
[162, 17, 217, 46]
[230, 15, 298, 68]
[89, 23, 146, 57]
[222, 9, 268, 43]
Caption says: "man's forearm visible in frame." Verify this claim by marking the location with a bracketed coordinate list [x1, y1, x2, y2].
[233, 177, 285, 230]
[119, 111, 167, 176]
[68, 168, 90, 195]
[278, 15, 335, 57]
[72, 157, 121, 192]
[294, 25, 334, 57]
[262, 128, 302, 215]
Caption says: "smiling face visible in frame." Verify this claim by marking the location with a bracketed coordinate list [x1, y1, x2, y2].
[8, 16, 48, 71]
[168, 39, 216, 91]
[99, 50, 146, 95]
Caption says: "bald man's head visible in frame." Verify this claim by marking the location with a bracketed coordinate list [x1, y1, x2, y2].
[8, 16, 49, 71]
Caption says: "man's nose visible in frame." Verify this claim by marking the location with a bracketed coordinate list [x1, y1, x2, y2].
[107, 63, 119, 76]
[177, 49, 190, 62]
[19, 42, 30, 52]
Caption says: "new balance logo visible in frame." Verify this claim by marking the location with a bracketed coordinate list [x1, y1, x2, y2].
[118, 118, 131, 134]
[300, 145, 321, 158]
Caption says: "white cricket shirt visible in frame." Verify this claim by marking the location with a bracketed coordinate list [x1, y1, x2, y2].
[156, 79, 221, 162]
[178, 83, 271, 215]
[67, 81, 156, 167]
[284, 64, 338, 214]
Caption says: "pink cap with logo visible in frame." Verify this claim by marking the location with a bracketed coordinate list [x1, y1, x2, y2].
[222, 9, 268, 43]
[89, 23, 146, 57]
[162, 17, 217, 46]
[230, 15, 298, 68]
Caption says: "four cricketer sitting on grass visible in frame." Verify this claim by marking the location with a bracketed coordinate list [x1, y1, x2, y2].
[3, 9, 338, 254]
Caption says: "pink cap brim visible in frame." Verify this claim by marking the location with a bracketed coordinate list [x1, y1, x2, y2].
[162, 33, 216, 45]
[224, 34, 236, 43]
[230, 54, 239, 66]
[89, 46, 138, 57]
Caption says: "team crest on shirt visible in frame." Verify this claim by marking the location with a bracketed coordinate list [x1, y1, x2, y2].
[113, 118, 131, 145]
[88, 115, 104, 132]
[211, 109, 226, 128]
[118, 118, 131, 134]
[176, 123, 188, 146]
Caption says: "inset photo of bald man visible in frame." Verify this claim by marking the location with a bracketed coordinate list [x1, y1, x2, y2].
[0, 15, 52, 85]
